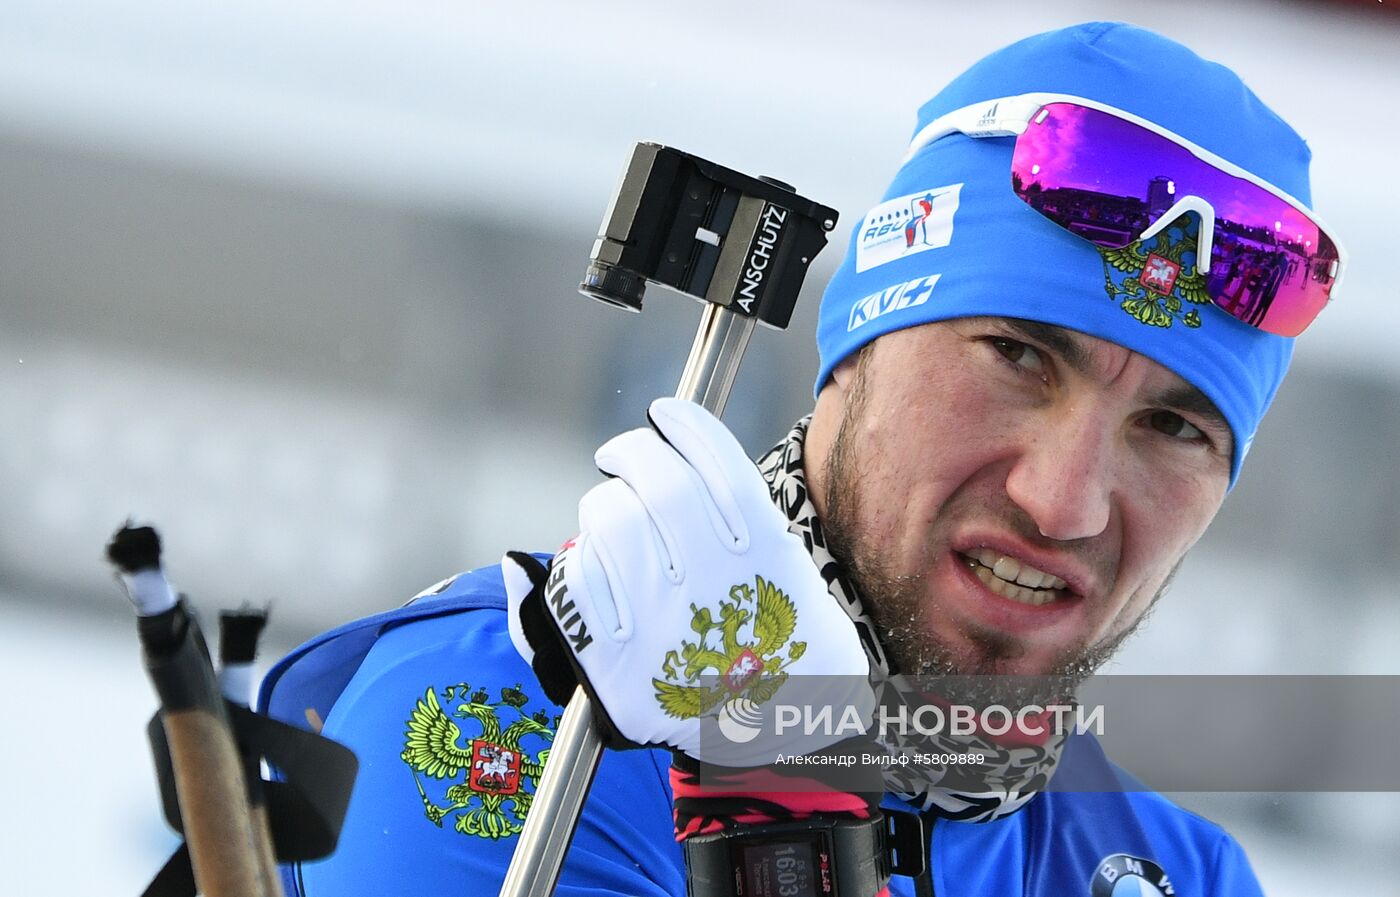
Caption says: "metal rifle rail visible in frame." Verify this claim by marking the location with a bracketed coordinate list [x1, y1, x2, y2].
[499, 302, 757, 897]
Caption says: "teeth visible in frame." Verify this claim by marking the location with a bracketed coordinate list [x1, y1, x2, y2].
[970, 562, 1058, 606]
[966, 549, 1068, 596]
[1018, 568, 1046, 589]
[991, 555, 1020, 582]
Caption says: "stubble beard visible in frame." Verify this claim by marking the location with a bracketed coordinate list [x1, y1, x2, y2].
[817, 349, 1170, 702]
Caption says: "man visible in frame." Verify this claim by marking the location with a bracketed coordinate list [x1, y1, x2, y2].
[259, 21, 1346, 897]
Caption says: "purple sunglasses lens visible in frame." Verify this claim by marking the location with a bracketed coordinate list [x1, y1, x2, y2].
[1010, 102, 1339, 336]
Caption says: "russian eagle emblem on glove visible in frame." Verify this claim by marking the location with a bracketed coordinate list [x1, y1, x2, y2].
[654, 575, 807, 720]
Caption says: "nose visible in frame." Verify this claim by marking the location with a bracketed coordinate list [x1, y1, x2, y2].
[1004, 411, 1114, 542]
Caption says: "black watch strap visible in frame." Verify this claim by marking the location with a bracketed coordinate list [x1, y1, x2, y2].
[683, 815, 892, 897]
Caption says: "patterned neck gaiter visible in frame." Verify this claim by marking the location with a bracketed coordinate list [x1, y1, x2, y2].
[755, 416, 1067, 821]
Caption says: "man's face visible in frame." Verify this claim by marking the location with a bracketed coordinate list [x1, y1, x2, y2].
[805, 316, 1233, 682]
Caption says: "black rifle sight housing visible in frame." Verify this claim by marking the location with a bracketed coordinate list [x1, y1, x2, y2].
[580, 143, 838, 330]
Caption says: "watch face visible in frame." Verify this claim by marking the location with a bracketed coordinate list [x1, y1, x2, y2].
[737, 835, 835, 897]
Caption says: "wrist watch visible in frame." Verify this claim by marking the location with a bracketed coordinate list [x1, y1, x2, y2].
[683, 813, 918, 897]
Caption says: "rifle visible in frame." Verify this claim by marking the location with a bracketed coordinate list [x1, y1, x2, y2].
[500, 143, 838, 897]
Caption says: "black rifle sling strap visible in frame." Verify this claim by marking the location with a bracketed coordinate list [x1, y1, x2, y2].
[143, 704, 358, 897]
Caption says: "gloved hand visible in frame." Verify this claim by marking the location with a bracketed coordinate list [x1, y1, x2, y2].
[502, 397, 876, 769]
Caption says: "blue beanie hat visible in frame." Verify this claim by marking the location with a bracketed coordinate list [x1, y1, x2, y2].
[814, 22, 1312, 485]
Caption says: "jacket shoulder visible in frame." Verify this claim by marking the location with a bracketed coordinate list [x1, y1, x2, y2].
[1023, 735, 1264, 897]
[258, 560, 683, 897]
[256, 559, 536, 724]
[923, 734, 1263, 897]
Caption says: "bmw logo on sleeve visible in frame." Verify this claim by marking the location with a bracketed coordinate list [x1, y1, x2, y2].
[1090, 854, 1175, 896]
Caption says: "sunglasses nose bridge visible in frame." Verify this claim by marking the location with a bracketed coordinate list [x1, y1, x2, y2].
[1138, 195, 1217, 275]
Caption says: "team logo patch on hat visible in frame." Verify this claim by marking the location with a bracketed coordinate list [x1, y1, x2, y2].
[847, 274, 942, 332]
[401, 682, 557, 840]
[1098, 214, 1209, 329]
[855, 184, 962, 272]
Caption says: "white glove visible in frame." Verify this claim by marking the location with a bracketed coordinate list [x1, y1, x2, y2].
[503, 398, 874, 767]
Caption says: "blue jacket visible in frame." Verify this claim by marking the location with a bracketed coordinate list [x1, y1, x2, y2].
[259, 563, 1264, 897]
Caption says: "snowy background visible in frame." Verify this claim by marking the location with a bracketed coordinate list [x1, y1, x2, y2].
[1, 1, 1397, 893]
